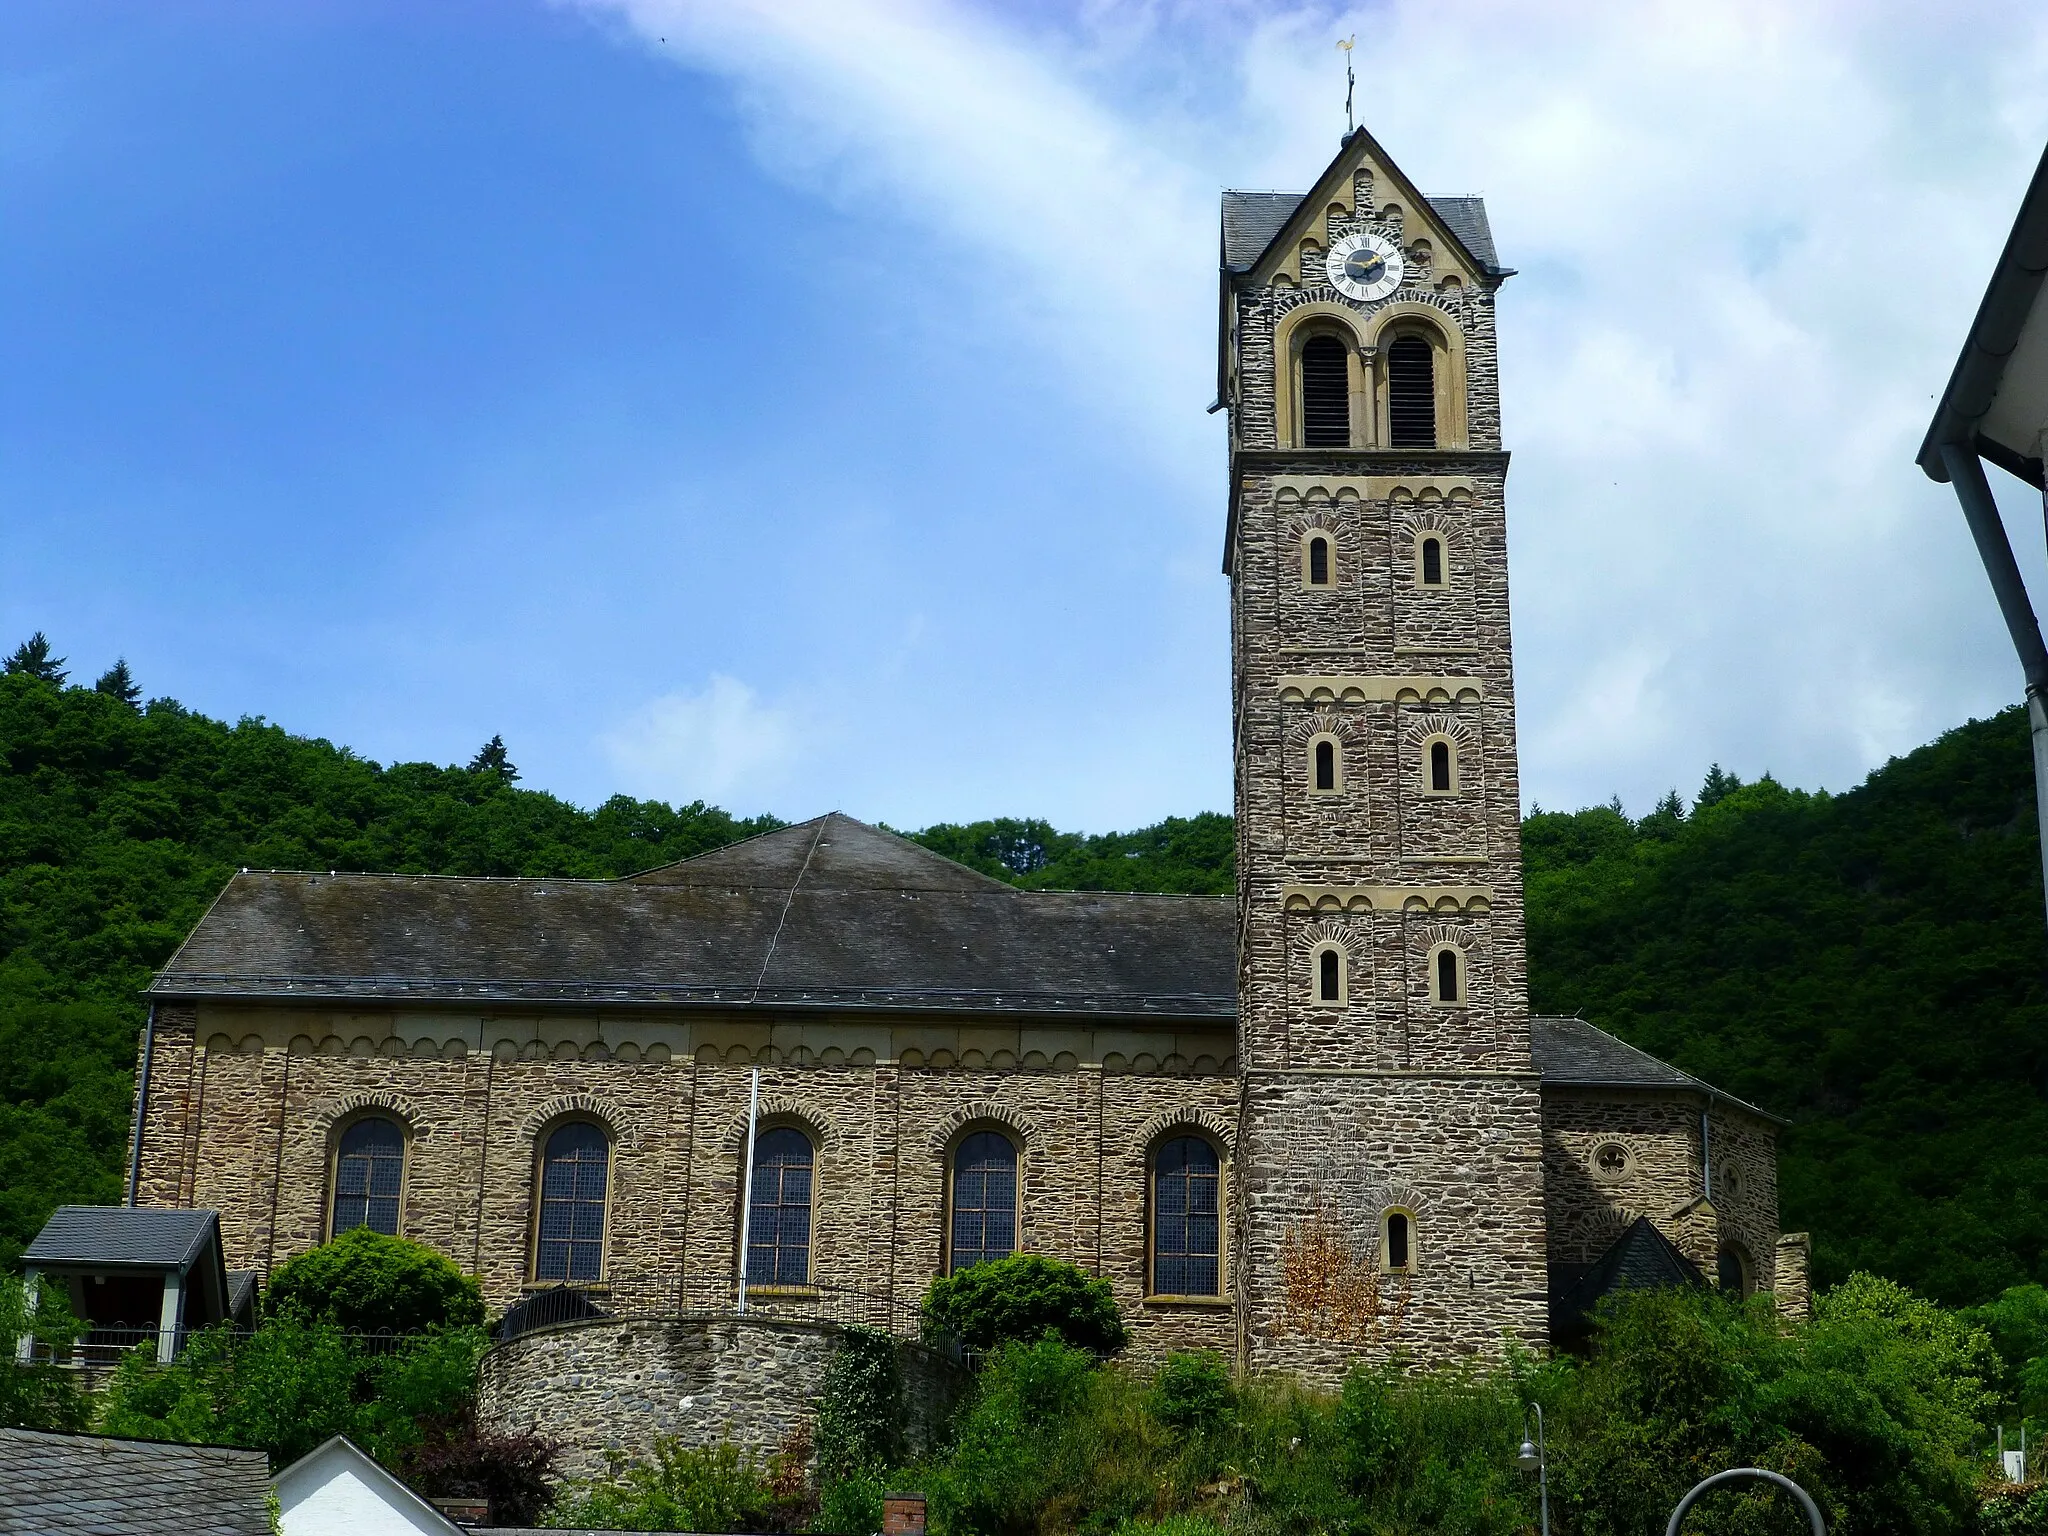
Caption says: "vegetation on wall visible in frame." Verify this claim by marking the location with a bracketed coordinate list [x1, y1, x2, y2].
[5, 634, 2048, 1307]
[922, 1256, 1129, 1357]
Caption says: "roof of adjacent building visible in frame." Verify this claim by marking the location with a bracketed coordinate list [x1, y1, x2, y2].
[0, 1428, 271, 1536]
[1551, 1216, 1706, 1339]
[1219, 189, 1503, 275]
[153, 814, 1240, 1021]
[1920, 138, 2048, 489]
[1532, 1015, 1782, 1124]
[271, 1436, 464, 1536]
[24, 1206, 222, 1270]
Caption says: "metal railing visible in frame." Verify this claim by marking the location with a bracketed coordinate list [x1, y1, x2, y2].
[496, 1274, 952, 1355]
[22, 1322, 427, 1369]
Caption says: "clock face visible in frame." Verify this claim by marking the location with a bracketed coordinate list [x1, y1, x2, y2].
[1325, 233, 1403, 302]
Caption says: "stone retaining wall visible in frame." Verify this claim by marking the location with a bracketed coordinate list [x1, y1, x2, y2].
[477, 1315, 966, 1481]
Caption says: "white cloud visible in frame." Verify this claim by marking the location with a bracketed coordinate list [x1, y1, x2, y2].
[571, 0, 2048, 817]
[602, 675, 801, 809]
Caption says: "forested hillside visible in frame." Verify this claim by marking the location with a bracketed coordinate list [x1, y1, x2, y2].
[4, 634, 2045, 1305]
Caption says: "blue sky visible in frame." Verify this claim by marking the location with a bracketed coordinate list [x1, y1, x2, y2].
[6, 1, 2048, 830]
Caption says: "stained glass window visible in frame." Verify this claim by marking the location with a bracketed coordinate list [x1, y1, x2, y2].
[1153, 1137, 1221, 1296]
[746, 1128, 814, 1287]
[536, 1122, 609, 1283]
[332, 1117, 403, 1236]
[950, 1131, 1017, 1272]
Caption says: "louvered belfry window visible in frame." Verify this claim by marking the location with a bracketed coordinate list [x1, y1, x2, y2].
[1153, 1137, 1221, 1296]
[1300, 335, 1351, 446]
[1314, 739, 1337, 792]
[1387, 336, 1437, 447]
[1307, 535, 1330, 586]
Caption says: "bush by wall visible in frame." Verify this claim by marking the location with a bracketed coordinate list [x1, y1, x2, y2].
[264, 1228, 485, 1335]
[921, 1256, 1127, 1357]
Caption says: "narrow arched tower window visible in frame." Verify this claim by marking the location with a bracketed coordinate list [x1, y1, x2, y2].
[1301, 335, 1350, 446]
[1430, 740, 1453, 792]
[746, 1127, 814, 1287]
[1314, 739, 1337, 792]
[1435, 947, 1461, 1003]
[1388, 336, 1436, 447]
[536, 1121, 609, 1283]
[1318, 947, 1341, 1002]
[1153, 1137, 1221, 1297]
[332, 1117, 403, 1237]
[1420, 535, 1444, 586]
[1384, 1210, 1413, 1272]
[950, 1131, 1017, 1272]
[1307, 534, 1331, 586]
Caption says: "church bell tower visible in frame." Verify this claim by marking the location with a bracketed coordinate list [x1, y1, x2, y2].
[1220, 128, 1547, 1378]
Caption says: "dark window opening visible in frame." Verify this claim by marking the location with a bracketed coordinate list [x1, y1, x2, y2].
[1430, 740, 1453, 792]
[1314, 739, 1337, 791]
[1153, 1137, 1221, 1296]
[747, 1127, 814, 1287]
[333, 1117, 403, 1237]
[1385, 1211, 1412, 1271]
[1301, 336, 1351, 446]
[1718, 1246, 1750, 1297]
[1318, 947, 1341, 1002]
[1388, 337, 1437, 447]
[1435, 947, 1461, 1003]
[536, 1121, 609, 1283]
[1307, 535, 1331, 586]
[950, 1131, 1017, 1272]
[1420, 535, 1444, 586]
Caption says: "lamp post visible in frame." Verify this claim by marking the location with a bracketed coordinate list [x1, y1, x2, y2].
[1517, 1402, 1548, 1536]
[1665, 1468, 1823, 1536]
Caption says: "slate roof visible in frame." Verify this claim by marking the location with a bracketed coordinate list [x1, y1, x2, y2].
[153, 814, 1238, 1021]
[1219, 190, 1505, 275]
[0, 1428, 271, 1536]
[1550, 1216, 1705, 1342]
[1529, 1016, 1783, 1124]
[24, 1206, 220, 1270]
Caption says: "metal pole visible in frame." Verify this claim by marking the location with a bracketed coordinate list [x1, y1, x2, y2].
[1940, 442, 2048, 927]
[1667, 1468, 1824, 1536]
[1536, 1402, 1548, 1536]
[126, 1002, 157, 1207]
[736, 1067, 761, 1315]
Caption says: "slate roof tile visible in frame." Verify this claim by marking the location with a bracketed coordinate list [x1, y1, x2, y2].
[24, 1207, 220, 1270]
[0, 1428, 270, 1536]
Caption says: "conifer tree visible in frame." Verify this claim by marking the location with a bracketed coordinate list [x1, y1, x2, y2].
[93, 659, 141, 706]
[466, 735, 518, 781]
[1696, 763, 1743, 809]
[3, 632, 67, 684]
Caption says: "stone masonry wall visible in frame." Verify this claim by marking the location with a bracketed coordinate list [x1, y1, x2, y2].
[134, 1005, 1241, 1364]
[477, 1317, 966, 1479]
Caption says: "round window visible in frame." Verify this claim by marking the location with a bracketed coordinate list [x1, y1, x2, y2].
[1591, 1142, 1632, 1183]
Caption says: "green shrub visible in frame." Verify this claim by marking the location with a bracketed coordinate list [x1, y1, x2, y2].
[922, 1256, 1127, 1356]
[816, 1326, 905, 1485]
[1148, 1352, 1233, 1435]
[0, 1272, 89, 1431]
[545, 1438, 791, 1532]
[815, 1464, 891, 1536]
[265, 1229, 484, 1335]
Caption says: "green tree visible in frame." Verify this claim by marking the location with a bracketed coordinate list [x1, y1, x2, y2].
[0, 1272, 89, 1430]
[467, 734, 518, 781]
[4, 632, 66, 684]
[265, 1229, 484, 1335]
[923, 1255, 1128, 1356]
[93, 659, 141, 705]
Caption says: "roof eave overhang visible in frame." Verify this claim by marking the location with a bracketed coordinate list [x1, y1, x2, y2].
[149, 981, 1237, 1028]
[1919, 139, 2048, 489]
[1540, 1074, 1788, 1127]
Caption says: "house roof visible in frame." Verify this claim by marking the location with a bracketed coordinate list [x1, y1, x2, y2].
[271, 1435, 464, 1536]
[1529, 1016, 1784, 1125]
[1551, 1215, 1706, 1339]
[152, 814, 1239, 1022]
[24, 1206, 221, 1270]
[0, 1427, 270, 1535]
[1919, 138, 2048, 489]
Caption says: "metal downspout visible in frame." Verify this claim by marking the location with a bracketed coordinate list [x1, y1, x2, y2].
[126, 1002, 157, 1207]
[1940, 442, 2048, 925]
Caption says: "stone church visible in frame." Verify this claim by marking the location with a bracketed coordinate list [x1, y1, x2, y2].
[128, 125, 1805, 1392]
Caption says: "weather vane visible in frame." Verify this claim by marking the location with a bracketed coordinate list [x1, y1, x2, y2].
[1337, 35, 1355, 135]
